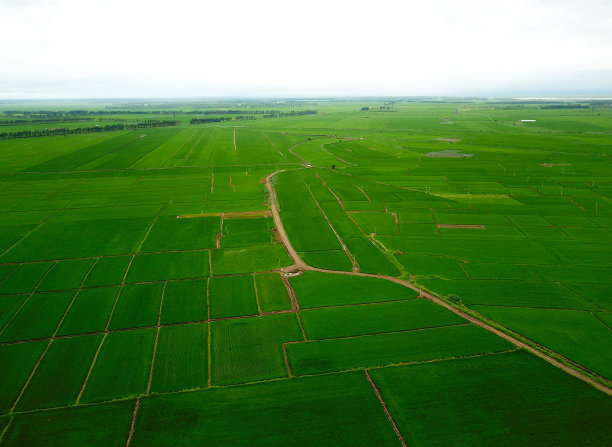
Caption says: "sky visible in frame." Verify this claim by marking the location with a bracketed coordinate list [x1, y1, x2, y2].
[1, 0, 612, 99]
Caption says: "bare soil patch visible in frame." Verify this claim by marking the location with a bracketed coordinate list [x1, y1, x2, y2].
[434, 138, 461, 143]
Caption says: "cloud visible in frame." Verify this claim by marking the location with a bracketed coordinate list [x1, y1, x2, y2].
[0, 0, 611, 98]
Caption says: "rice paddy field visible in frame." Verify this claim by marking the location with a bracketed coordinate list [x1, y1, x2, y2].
[0, 98, 611, 445]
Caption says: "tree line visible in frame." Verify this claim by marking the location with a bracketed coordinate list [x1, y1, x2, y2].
[0, 120, 178, 140]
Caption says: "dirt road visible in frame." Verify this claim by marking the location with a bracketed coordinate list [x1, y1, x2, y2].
[264, 170, 612, 397]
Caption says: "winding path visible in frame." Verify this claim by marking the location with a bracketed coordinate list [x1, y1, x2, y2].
[264, 170, 612, 396]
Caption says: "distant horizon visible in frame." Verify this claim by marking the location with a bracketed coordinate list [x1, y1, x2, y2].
[2, 0, 611, 100]
[1, 94, 612, 103]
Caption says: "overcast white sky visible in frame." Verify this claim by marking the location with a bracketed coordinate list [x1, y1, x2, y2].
[1, 0, 611, 98]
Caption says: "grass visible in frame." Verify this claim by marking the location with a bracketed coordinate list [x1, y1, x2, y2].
[254, 273, 292, 312]
[290, 271, 418, 308]
[107, 283, 164, 330]
[82, 256, 131, 287]
[1, 100, 612, 441]
[0, 341, 47, 414]
[211, 244, 291, 275]
[287, 324, 512, 375]
[211, 313, 302, 385]
[126, 250, 210, 283]
[209, 274, 258, 318]
[370, 351, 612, 446]
[0, 291, 73, 342]
[16, 334, 103, 410]
[160, 279, 207, 324]
[80, 328, 156, 403]
[57, 287, 119, 335]
[2, 400, 134, 447]
[150, 323, 208, 393]
[299, 298, 465, 339]
[131, 372, 400, 447]
[473, 305, 612, 379]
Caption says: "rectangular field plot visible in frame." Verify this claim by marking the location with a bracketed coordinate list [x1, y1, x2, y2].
[126, 250, 210, 283]
[2, 399, 134, 447]
[351, 212, 399, 235]
[37, 258, 96, 291]
[80, 328, 156, 403]
[82, 256, 131, 287]
[301, 249, 353, 271]
[0, 294, 27, 328]
[150, 323, 208, 393]
[107, 283, 164, 330]
[420, 279, 598, 310]
[0, 262, 54, 294]
[345, 237, 400, 276]
[220, 218, 273, 248]
[290, 271, 418, 308]
[0, 218, 153, 262]
[300, 298, 465, 339]
[283, 217, 342, 251]
[209, 274, 258, 318]
[17, 334, 103, 411]
[396, 253, 468, 279]
[211, 244, 291, 275]
[211, 313, 302, 385]
[131, 372, 399, 447]
[472, 305, 612, 380]
[57, 287, 119, 335]
[160, 279, 207, 324]
[370, 351, 612, 446]
[254, 273, 291, 312]
[0, 341, 46, 414]
[140, 216, 218, 252]
[0, 291, 73, 342]
[287, 324, 512, 375]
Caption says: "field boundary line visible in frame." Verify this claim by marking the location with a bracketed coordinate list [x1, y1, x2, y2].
[592, 312, 612, 334]
[4, 350, 521, 418]
[263, 133, 286, 159]
[185, 129, 206, 161]
[0, 415, 14, 442]
[0, 262, 55, 337]
[207, 322, 212, 387]
[265, 170, 612, 396]
[75, 333, 107, 405]
[321, 143, 357, 167]
[364, 370, 407, 447]
[281, 275, 306, 340]
[0, 265, 18, 288]
[282, 322, 471, 344]
[208, 249, 213, 277]
[9, 339, 54, 413]
[0, 220, 47, 259]
[282, 343, 293, 377]
[233, 129, 237, 153]
[303, 177, 359, 272]
[165, 129, 198, 162]
[216, 215, 224, 249]
[105, 286, 124, 332]
[147, 282, 167, 393]
[125, 397, 140, 447]
[253, 274, 262, 314]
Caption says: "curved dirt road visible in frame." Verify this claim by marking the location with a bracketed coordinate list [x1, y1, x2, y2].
[264, 170, 612, 396]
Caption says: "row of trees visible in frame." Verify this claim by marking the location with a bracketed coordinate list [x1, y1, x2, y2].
[0, 120, 178, 140]
[189, 110, 317, 125]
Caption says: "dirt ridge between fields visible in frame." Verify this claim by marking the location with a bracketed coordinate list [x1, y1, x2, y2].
[264, 170, 612, 397]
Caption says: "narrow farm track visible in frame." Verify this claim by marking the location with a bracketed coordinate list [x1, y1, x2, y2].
[264, 170, 612, 397]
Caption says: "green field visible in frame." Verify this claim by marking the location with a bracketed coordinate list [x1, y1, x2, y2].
[1, 98, 611, 445]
